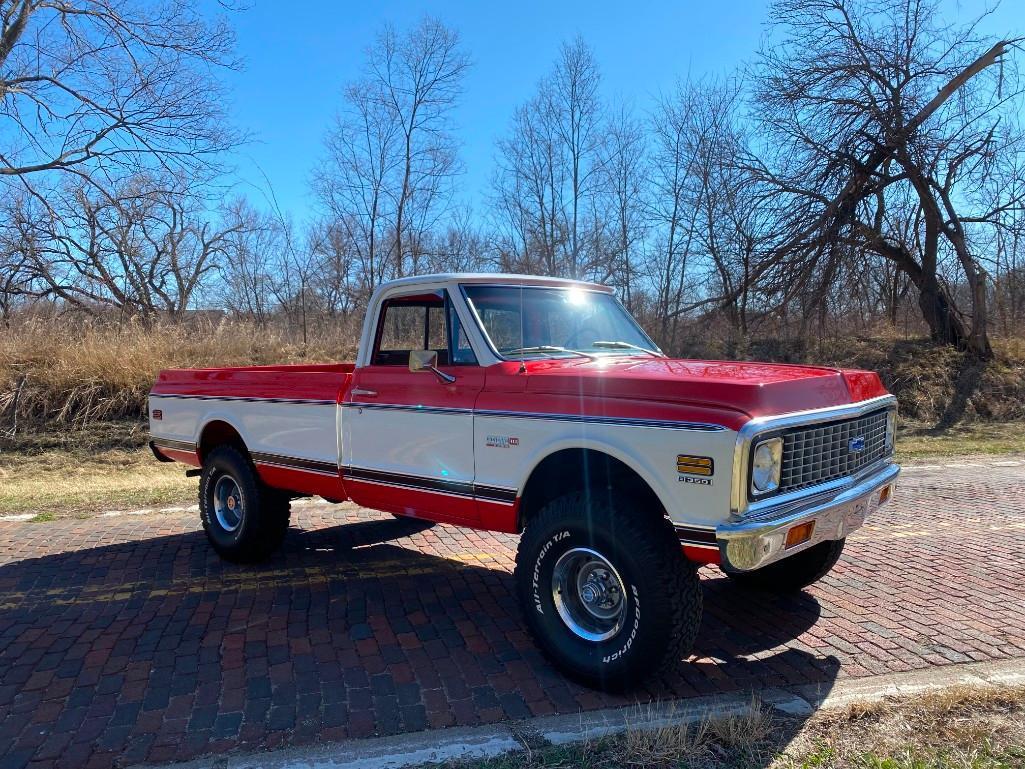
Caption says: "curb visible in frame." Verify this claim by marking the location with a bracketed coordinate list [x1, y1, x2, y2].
[152, 657, 1025, 769]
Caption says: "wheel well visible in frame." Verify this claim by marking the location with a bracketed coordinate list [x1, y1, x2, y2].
[198, 420, 247, 462]
[517, 449, 665, 531]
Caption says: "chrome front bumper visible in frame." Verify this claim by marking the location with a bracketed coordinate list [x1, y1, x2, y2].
[716, 462, 900, 572]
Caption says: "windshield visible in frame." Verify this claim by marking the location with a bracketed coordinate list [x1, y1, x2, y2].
[462, 285, 661, 360]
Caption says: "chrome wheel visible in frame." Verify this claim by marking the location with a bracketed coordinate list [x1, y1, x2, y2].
[551, 547, 627, 642]
[213, 475, 244, 533]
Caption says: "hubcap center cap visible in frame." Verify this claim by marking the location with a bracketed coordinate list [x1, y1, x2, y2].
[213, 476, 244, 533]
[581, 582, 602, 605]
[551, 547, 628, 643]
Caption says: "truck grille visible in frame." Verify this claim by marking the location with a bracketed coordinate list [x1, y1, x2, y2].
[779, 409, 892, 493]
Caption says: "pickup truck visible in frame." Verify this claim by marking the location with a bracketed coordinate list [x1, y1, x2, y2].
[149, 273, 900, 690]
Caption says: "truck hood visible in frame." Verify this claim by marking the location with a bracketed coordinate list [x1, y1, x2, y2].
[523, 356, 888, 419]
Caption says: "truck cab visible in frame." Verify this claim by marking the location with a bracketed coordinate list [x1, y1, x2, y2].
[149, 273, 899, 690]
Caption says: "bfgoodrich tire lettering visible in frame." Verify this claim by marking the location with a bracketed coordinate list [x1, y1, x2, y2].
[515, 491, 702, 691]
[199, 445, 290, 563]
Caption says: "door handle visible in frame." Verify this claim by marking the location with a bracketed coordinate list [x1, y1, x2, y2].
[351, 388, 377, 398]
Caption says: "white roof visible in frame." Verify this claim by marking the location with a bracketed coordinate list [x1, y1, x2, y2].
[378, 273, 613, 293]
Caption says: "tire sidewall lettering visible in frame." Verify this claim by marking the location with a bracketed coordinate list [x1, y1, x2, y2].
[602, 585, 640, 664]
[532, 529, 570, 615]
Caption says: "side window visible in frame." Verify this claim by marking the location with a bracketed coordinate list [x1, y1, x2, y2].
[372, 291, 477, 367]
[426, 305, 447, 352]
[448, 301, 477, 365]
[375, 303, 433, 365]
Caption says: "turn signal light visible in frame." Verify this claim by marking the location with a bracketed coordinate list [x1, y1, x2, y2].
[785, 521, 815, 549]
[878, 484, 892, 505]
[677, 455, 714, 476]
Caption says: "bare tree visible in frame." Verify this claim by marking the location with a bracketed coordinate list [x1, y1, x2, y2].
[0, 0, 238, 193]
[493, 37, 606, 280]
[368, 19, 470, 277]
[646, 82, 702, 347]
[21, 174, 247, 317]
[305, 217, 362, 316]
[0, 198, 35, 323]
[313, 16, 469, 296]
[313, 82, 399, 299]
[751, 0, 1024, 357]
[595, 106, 647, 307]
[220, 200, 283, 324]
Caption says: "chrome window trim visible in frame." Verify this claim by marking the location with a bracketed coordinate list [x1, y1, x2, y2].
[729, 394, 898, 516]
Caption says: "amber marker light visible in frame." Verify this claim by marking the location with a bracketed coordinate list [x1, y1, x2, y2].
[785, 521, 816, 549]
[878, 485, 892, 505]
[677, 455, 714, 476]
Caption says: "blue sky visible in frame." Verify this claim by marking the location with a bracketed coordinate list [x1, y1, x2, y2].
[214, 0, 1024, 224]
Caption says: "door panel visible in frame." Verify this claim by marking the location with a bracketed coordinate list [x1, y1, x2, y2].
[345, 291, 485, 524]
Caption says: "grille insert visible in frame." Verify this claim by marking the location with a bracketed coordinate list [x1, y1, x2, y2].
[777, 409, 892, 494]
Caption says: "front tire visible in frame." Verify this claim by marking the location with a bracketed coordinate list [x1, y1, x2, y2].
[199, 446, 290, 563]
[726, 538, 845, 593]
[514, 491, 702, 691]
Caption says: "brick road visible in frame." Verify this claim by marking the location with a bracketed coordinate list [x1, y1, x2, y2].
[1, 460, 1024, 769]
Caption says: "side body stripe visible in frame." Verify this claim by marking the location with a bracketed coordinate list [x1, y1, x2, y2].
[344, 401, 725, 432]
[149, 392, 726, 432]
[250, 451, 338, 476]
[152, 437, 197, 453]
[148, 438, 518, 505]
[151, 393, 336, 406]
[343, 466, 517, 505]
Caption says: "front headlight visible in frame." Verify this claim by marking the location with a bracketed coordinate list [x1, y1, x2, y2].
[885, 410, 897, 453]
[751, 437, 783, 496]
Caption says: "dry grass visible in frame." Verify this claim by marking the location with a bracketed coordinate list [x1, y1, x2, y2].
[0, 422, 194, 517]
[0, 316, 359, 429]
[775, 685, 1025, 769]
[897, 422, 1025, 461]
[603, 699, 775, 768]
[443, 685, 1025, 769]
[1, 316, 1023, 432]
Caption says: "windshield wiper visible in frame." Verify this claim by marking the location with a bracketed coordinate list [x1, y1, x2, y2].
[590, 340, 665, 357]
[502, 345, 598, 360]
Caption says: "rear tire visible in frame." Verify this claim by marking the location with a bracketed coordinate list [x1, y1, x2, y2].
[726, 538, 845, 593]
[199, 445, 290, 563]
[514, 491, 702, 691]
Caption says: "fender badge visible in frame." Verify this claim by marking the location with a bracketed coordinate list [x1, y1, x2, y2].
[485, 435, 519, 449]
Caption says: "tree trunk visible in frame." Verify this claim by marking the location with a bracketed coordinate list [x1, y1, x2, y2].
[916, 273, 970, 349]
[965, 266, 993, 359]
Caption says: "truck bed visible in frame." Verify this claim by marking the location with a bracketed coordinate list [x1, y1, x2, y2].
[149, 363, 355, 500]
[151, 362, 355, 402]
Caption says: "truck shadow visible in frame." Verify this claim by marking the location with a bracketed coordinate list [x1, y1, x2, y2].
[0, 515, 839, 768]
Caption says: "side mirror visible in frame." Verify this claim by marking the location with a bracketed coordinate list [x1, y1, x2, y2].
[409, 350, 456, 384]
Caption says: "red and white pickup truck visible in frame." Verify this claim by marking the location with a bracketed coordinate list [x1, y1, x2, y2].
[149, 273, 899, 689]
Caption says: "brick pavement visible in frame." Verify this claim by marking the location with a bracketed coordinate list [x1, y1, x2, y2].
[1, 461, 1023, 769]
